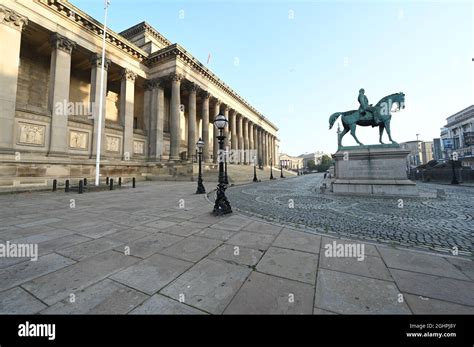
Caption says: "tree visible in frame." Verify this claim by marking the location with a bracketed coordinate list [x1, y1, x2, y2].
[307, 160, 317, 171]
[317, 155, 333, 172]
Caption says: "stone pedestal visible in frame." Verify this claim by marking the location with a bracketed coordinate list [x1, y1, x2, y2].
[332, 145, 418, 196]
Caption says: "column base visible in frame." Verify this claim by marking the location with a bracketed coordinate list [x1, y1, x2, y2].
[47, 151, 69, 158]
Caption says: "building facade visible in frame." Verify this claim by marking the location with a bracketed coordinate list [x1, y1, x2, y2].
[0, 0, 279, 187]
[401, 140, 433, 168]
[439, 105, 474, 167]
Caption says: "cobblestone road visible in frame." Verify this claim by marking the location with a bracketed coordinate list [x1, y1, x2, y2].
[226, 174, 473, 256]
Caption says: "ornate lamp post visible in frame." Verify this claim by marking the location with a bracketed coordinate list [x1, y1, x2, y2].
[451, 152, 459, 185]
[196, 138, 206, 194]
[269, 157, 275, 180]
[253, 155, 258, 182]
[213, 113, 232, 215]
[280, 158, 285, 178]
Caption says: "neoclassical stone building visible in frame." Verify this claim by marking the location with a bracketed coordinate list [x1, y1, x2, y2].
[0, 0, 279, 187]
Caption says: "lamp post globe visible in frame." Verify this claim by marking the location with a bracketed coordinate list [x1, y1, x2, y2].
[213, 113, 232, 215]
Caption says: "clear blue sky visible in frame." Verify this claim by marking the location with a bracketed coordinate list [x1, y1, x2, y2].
[71, 0, 473, 155]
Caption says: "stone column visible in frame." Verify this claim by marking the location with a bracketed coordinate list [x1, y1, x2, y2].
[243, 118, 249, 164]
[230, 110, 237, 154]
[48, 33, 76, 156]
[148, 78, 165, 161]
[0, 6, 27, 153]
[200, 90, 210, 162]
[143, 81, 152, 156]
[262, 131, 266, 166]
[169, 73, 182, 161]
[248, 122, 254, 160]
[212, 98, 220, 163]
[237, 114, 243, 164]
[252, 124, 257, 164]
[257, 127, 262, 167]
[120, 69, 137, 160]
[90, 54, 111, 158]
[187, 82, 198, 161]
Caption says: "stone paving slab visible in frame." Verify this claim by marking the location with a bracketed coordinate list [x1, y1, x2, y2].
[117, 233, 184, 259]
[445, 257, 474, 281]
[404, 293, 474, 314]
[273, 229, 321, 254]
[389, 268, 474, 307]
[378, 248, 470, 280]
[256, 246, 318, 284]
[226, 231, 276, 251]
[40, 279, 148, 314]
[224, 271, 314, 314]
[161, 258, 252, 314]
[160, 236, 222, 263]
[210, 244, 264, 267]
[0, 253, 76, 292]
[320, 253, 393, 281]
[56, 238, 124, 261]
[242, 221, 283, 235]
[21, 250, 140, 305]
[0, 287, 47, 314]
[37, 234, 92, 257]
[315, 269, 411, 314]
[130, 294, 206, 315]
[110, 254, 193, 295]
[195, 227, 236, 241]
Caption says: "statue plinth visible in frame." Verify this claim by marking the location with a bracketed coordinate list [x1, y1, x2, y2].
[331, 146, 418, 197]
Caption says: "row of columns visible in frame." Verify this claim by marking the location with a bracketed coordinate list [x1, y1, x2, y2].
[0, 4, 278, 166]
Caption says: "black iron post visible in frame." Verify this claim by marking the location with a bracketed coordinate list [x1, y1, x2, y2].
[52, 179, 57, 192]
[65, 180, 70, 192]
[83, 178, 87, 186]
[132, 177, 136, 188]
[109, 178, 114, 190]
[118, 177, 122, 186]
[196, 138, 206, 194]
[224, 149, 229, 185]
[451, 154, 459, 185]
[270, 158, 275, 180]
[253, 156, 258, 182]
[280, 160, 284, 178]
[213, 114, 232, 215]
[78, 180, 83, 194]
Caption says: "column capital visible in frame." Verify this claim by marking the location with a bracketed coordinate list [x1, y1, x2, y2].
[185, 82, 200, 93]
[50, 33, 76, 54]
[199, 89, 211, 99]
[145, 77, 165, 90]
[90, 54, 111, 70]
[121, 69, 137, 82]
[0, 5, 28, 31]
[169, 72, 184, 82]
[211, 96, 221, 106]
[222, 105, 230, 113]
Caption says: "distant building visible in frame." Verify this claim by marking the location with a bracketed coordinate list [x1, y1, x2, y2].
[401, 140, 433, 167]
[432, 138, 443, 161]
[279, 154, 303, 170]
[440, 105, 474, 167]
[298, 151, 326, 169]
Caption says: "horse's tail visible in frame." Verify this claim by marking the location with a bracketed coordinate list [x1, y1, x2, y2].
[329, 112, 341, 129]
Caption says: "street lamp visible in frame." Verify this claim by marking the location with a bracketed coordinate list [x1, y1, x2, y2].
[253, 155, 258, 182]
[269, 157, 275, 180]
[213, 113, 232, 215]
[451, 152, 459, 185]
[280, 159, 285, 178]
[196, 138, 206, 194]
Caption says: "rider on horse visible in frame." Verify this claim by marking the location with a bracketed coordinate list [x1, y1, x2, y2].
[358, 88, 380, 125]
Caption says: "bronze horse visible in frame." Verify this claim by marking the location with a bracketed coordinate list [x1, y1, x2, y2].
[329, 92, 405, 147]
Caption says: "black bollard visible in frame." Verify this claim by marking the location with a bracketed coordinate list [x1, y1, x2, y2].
[78, 180, 83, 194]
[83, 178, 87, 186]
[109, 178, 114, 190]
[106, 177, 109, 185]
[132, 177, 136, 188]
[118, 177, 122, 186]
[52, 179, 57, 192]
[65, 180, 70, 192]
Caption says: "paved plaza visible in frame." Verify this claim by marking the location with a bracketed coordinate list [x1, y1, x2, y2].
[0, 177, 473, 314]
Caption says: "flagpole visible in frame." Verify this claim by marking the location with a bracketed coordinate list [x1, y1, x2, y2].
[95, 0, 110, 186]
